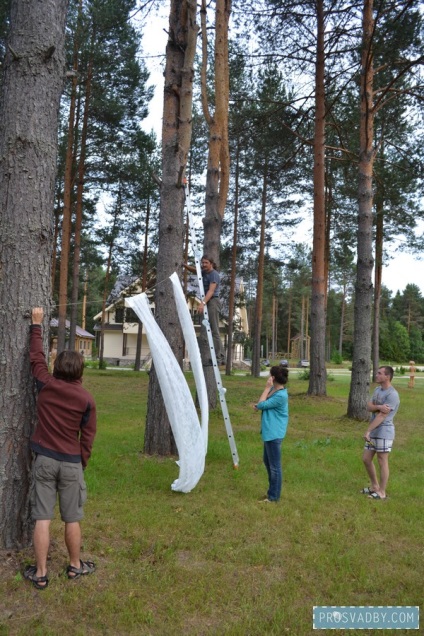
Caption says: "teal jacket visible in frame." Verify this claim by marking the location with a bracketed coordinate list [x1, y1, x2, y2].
[256, 388, 289, 442]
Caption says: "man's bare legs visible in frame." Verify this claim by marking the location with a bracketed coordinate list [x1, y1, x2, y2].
[362, 449, 389, 498]
[362, 449, 380, 492]
[33, 519, 51, 579]
[65, 521, 82, 570]
[376, 452, 389, 498]
[65, 521, 96, 578]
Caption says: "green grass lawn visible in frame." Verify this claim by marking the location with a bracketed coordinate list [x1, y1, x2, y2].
[1, 370, 423, 635]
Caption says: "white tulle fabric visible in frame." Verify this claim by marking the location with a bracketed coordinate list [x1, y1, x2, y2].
[125, 278, 206, 493]
[170, 272, 208, 452]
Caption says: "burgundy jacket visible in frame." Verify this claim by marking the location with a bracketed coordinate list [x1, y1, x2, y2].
[29, 325, 96, 468]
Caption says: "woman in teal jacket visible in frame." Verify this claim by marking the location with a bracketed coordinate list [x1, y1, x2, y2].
[255, 365, 289, 502]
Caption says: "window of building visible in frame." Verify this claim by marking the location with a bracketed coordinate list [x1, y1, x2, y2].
[125, 308, 138, 323]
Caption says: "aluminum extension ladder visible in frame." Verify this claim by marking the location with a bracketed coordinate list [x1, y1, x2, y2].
[184, 180, 239, 468]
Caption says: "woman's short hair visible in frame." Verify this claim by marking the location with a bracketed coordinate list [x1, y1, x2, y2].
[53, 350, 84, 381]
[270, 365, 288, 385]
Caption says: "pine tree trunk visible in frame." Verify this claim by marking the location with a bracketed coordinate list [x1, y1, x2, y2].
[0, 0, 68, 549]
[135, 193, 151, 371]
[198, 0, 231, 405]
[200, 0, 231, 264]
[144, 0, 197, 455]
[57, 35, 79, 353]
[287, 284, 292, 357]
[348, 0, 375, 419]
[252, 168, 267, 378]
[372, 196, 383, 381]
[69, 50, 93, 350]
[300, 295, 305, 359]
[51, 190, 62, 293]
[225, 141, 240, 375]
[339, 285, 346, 357]
[308, 0, 327, 395]
[98, 207, 119, 369]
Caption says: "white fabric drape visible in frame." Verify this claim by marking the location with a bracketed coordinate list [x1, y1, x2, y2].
[170, 272, 208, 452]
[125, 286, 206, 493]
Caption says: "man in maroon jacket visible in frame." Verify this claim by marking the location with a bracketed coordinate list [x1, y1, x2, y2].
[24, 307, 97, 589]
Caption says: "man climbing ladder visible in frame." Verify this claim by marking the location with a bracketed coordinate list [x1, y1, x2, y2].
[183, 254, 224, 365]
[183, 180, 239, 468]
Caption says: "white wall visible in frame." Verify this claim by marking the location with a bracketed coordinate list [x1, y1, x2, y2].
[103, 331, 123, 357]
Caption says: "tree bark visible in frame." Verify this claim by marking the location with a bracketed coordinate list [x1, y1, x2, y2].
[0, 0, 68, 549]
[200, 0, 231, 263]
[348, 0, 375, 419]
[134, 194, 151, 371]
[308, 0, 327, 395]
[58, 2, 82, 353]
[144, 0, 197, 455]
[300, 295, 305, 360]
[51, 187, 62, 293]
[287, 283, 292, 357]
[251, 167, 267, 378]
[98, 195, 120, 369]
[372, 195, 384, 381]
[339, 283, 347, 357]
[199, 0, 231, 405]
[69, 38, 93, 351]
[225, 140, 240, 375]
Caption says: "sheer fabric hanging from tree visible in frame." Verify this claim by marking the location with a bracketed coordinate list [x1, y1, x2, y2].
[144, 0, 198, 455]
[126, 275, 207, 492]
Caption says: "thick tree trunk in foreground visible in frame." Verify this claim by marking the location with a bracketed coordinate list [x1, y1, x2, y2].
[308, 0, 327, 396]
[145, 0, 197, 455]
[348, 0, 375, 419]
[0, 0, 68, 549]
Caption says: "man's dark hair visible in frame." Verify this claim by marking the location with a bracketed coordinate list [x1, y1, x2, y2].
[270, 365, 288, 385]
[53, 351, 84, 381]
[380, 365, 394, 381]
[201, 255, 217, 269]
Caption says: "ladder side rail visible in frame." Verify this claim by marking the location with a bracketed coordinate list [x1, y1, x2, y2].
[184, 182, 239, 467]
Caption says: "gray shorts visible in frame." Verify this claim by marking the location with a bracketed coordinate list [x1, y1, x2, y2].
[364, 438, 393, 453]
[31, 455, 87, 522]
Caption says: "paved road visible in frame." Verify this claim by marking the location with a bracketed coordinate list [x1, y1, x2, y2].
[258, 367, 424, 378]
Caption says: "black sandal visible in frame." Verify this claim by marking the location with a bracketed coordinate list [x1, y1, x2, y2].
[24, 565, 49, 590]
[66, 559, 96, 579]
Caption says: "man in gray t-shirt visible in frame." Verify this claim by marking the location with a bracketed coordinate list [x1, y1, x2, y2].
[183, 255, 223, 364]
[362, 366, 400, 500]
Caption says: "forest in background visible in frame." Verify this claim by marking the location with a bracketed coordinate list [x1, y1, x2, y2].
[1, 0, 424, 549]
[0, 0, 421, 362]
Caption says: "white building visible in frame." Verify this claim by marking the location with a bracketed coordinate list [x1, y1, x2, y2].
[93, 273, 249, 367]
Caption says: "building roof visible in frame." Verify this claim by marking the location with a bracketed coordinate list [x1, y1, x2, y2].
[92, 271, 247, 333]
[106, 275, 139, 305]
[50, 319, 95, 339]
